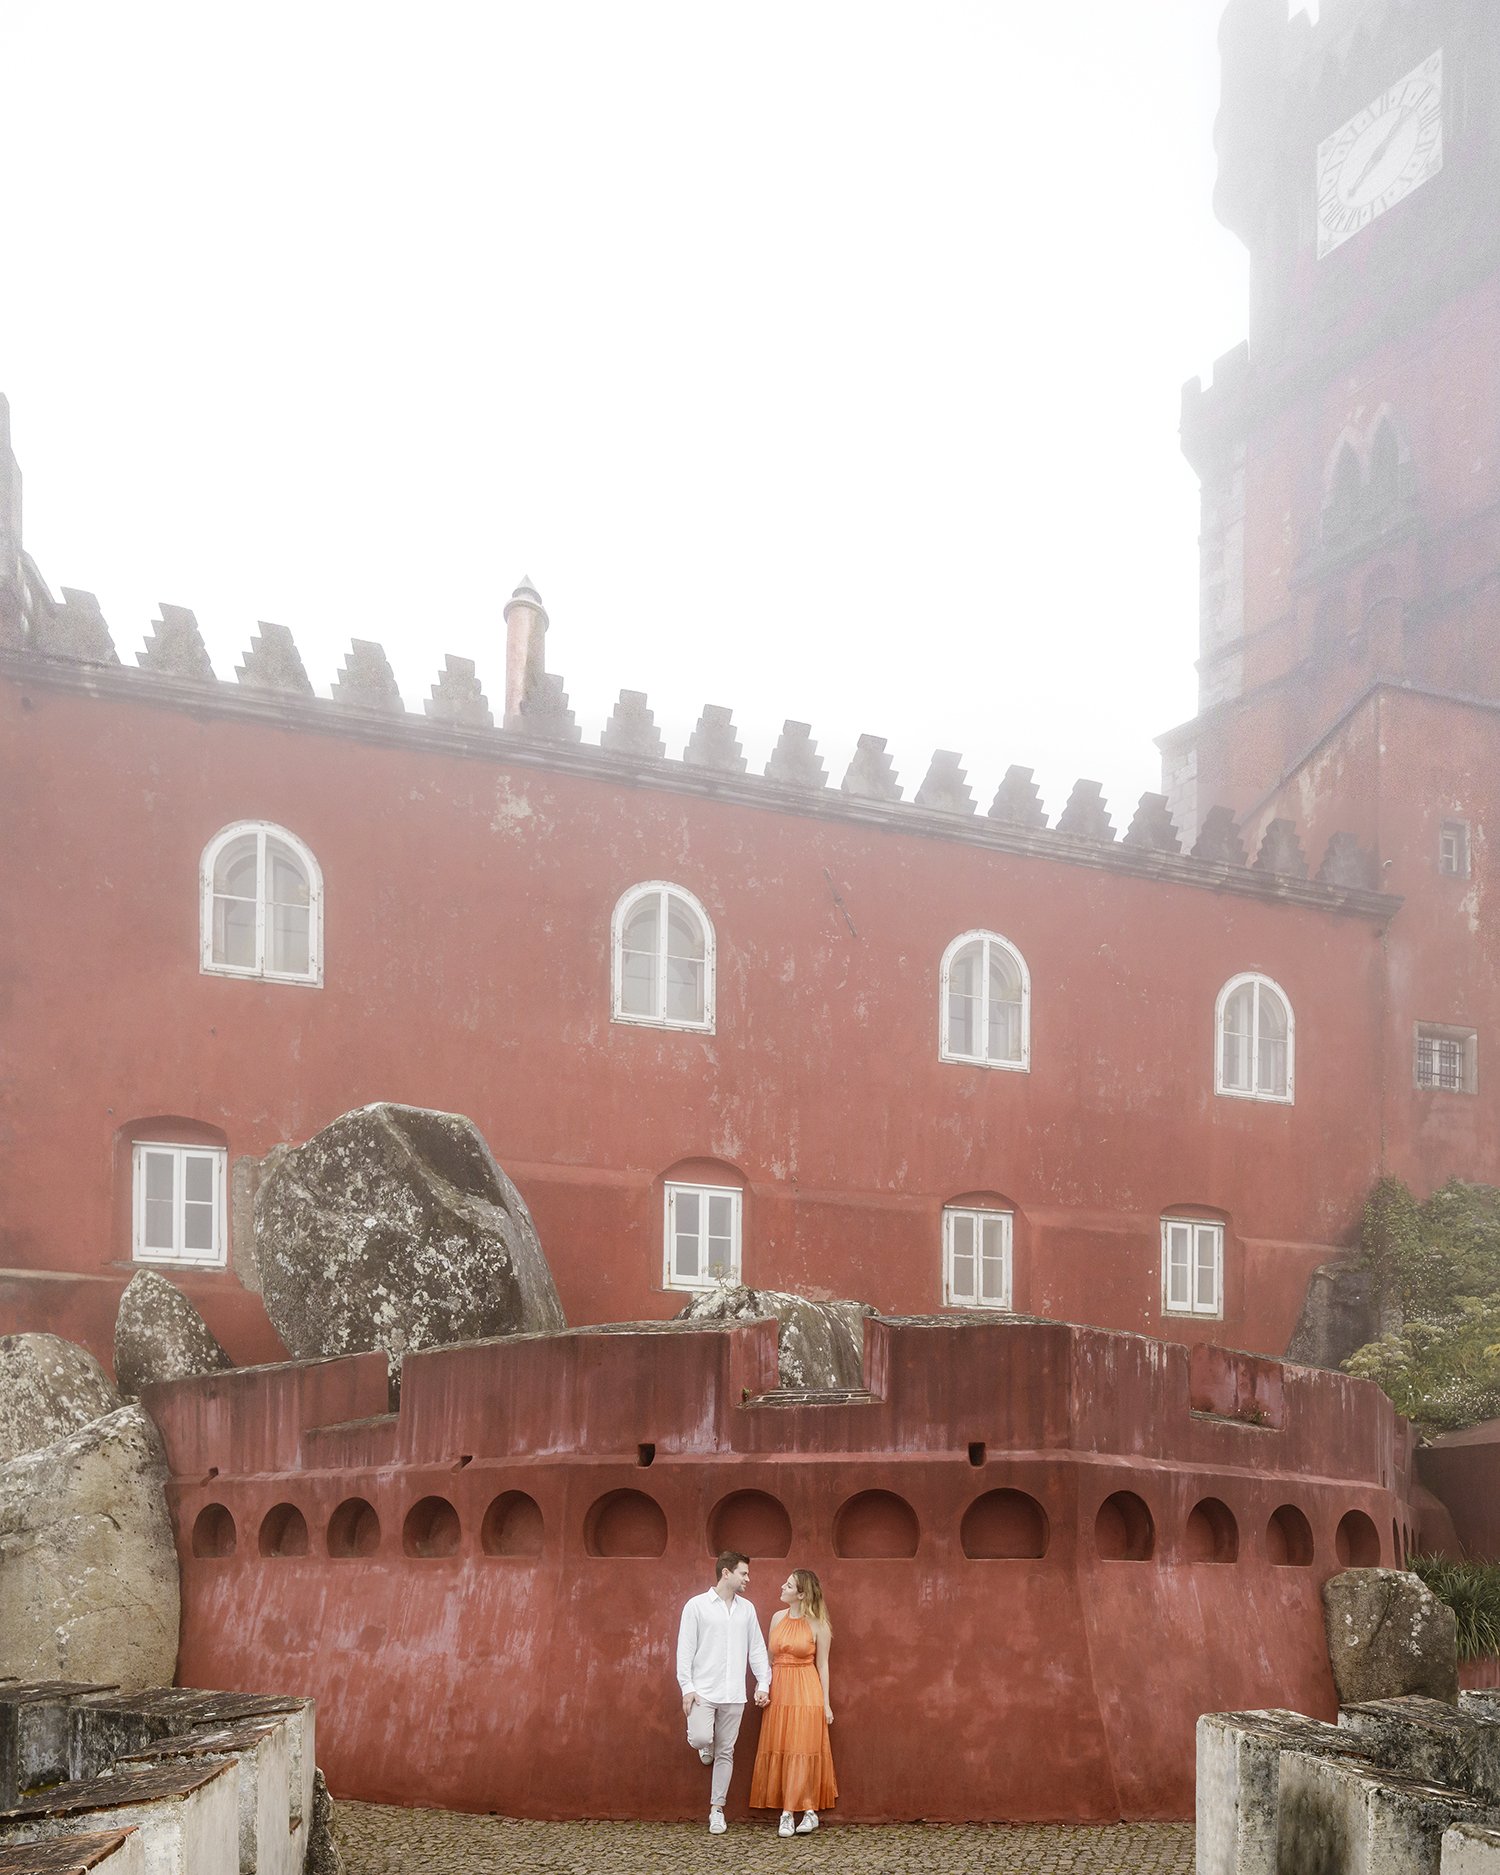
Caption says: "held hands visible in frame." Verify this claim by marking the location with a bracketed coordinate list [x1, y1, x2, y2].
[754, 1688, 770, 1708]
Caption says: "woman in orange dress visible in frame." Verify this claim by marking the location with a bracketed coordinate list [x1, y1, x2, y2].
[749, 1567, 837, 1836]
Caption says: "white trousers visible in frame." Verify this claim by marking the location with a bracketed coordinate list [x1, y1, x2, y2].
[686, 1699, 744, 1809]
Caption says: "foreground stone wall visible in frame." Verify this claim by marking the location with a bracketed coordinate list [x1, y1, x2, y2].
[146, 1317, 1417, 1824]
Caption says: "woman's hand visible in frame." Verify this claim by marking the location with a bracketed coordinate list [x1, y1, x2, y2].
[824, 1705, 834, 1726]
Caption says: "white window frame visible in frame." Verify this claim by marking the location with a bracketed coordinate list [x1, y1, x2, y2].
[1161, 1218, 1223, 1318]
[942, 1206, 1013, 1310]
[1414, 1023, 1477, 1094]
[200, 821, 323, 986]
[938, 930, 1031, 1071]
[663, 1181, 742, 1291]
[1439, 820, 1471, 878]
[132, 1142, 228, 1269]
[1214, 972, 1295, 1104]
[611, 882, 716, 1033]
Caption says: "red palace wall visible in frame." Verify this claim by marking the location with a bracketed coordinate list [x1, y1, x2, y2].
[0, 655, 1401, 1370]
[149, 1317, 1419, 1823]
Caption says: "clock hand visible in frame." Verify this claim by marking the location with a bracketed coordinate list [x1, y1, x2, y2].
[1347, 106, 1418, 195]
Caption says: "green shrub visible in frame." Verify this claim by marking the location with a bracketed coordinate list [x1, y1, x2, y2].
[1344, 1180, 1500, 1432]
[1406, 1554, 1500, 1663]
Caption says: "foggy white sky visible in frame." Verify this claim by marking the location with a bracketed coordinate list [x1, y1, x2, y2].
[0, 3, 1313, 820]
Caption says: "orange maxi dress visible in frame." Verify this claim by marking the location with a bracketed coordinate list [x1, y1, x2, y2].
[749, 1615, 838, 1813]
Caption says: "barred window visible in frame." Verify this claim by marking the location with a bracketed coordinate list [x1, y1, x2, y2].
[1415, 1026, 1476, 1094]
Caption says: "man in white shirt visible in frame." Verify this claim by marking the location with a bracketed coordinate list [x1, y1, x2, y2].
[676, 1549, 771, 1833]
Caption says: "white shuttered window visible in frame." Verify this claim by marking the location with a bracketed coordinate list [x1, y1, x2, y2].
[1162, 1219, 1222, 1317]
[132, 1143, 228, 1268]
[664, 1182, 741, 1290]
[943, 1207, 1013, 1309]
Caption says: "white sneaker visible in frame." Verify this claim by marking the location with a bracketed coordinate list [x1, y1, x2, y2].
[708, 1809, 727, 1834]
[698, 1746, 714, 1764]
[796, 1812, 819, 1833]
[778, 1812, 795, 1837]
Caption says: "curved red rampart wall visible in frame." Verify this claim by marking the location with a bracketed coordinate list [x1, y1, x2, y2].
[149, 1317, 1417, 1823]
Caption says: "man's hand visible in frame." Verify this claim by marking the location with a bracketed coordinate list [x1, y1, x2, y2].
[682, 1691, 698, 1718]
[754, 1688, 770, 1708]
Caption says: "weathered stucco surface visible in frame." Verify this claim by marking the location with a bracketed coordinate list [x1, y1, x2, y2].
[255, 1104, 565, 1371]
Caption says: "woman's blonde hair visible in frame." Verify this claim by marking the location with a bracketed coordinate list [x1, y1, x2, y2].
[792, 1568, 831, 1634]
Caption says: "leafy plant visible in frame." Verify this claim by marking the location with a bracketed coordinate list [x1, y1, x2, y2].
[1344, 1179, 1500, 1431]
[1406, 1554, 1500, 1663]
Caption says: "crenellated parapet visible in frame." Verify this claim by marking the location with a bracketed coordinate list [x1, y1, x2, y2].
[0, 575, 1393, 920]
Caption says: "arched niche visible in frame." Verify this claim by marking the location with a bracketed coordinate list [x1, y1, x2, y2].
[403, 1495, 461, 1559]
[258, 1502, 309, 1559]
[1266, 1504, 1314, 1568]
[960, 1489, 1048, 1560]
[327, 1497, 382, 1559]
[585, 1489, 668, 1558]
[1095, 1491, 1154, 1562]
[707, 1490, 792, 1559]
[1336, 1509, 1381, 1568]
[192, 1503, 237, 1559]
[481, 1492, 544, 1558]
[1184, 1497, 1239, 1564]
[832, 1490, 919, 1560]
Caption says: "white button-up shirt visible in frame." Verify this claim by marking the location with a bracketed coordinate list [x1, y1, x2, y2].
[676, 1587, 771, 1704]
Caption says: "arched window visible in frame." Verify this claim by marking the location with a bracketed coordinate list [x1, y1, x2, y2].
[939, 932, 1030, 1070]
[1368, 418, 1402, 512]
[1215, 973, 1294, 1103]
[200, 822, 322, 985]
[611, 882, 715, 1031]
[1324, 441, 1362, 540]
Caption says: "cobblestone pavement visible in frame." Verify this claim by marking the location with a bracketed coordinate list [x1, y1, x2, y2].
[337, 1801, 1194, 1874]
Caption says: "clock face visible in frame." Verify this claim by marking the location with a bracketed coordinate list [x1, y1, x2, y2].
[1316, 50, 1444, 259]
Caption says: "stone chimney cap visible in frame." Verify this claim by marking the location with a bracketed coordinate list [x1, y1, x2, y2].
[504, 577, 546, 621]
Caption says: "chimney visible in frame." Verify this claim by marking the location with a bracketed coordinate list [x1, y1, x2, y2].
[503, 577, 548, 721]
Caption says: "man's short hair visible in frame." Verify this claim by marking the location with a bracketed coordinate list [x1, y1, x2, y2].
[715, 1549, 749, 1580]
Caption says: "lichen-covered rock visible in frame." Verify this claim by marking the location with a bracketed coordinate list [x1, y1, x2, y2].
[254, 1103, 565, 1372]
[1323, 1569, 1459, 1707]
[114, 1270, 233, 1400]
[1284, 1258, 1377, 1371]
[0, 1334, 121, 1464]
[675, 1282, 873, 1389]
[0, 1404, 179, 1689]
[307, 1768, 345, 1875]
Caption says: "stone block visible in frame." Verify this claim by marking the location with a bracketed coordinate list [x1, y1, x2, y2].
[235, 625, 313, 699]
[0, 1762, 238, 1875]
[1444, 1821, 1500, 1871]
[682, 705, 746, 773]
[673, 1284, 873, 1390]
[1056, 779, 1114, 841]
[1193, 804, 1249, 866]
[914, 751, 973, 814]
[0, 1689, 117, 1809]
[1341, 1695, 1500, 1805]
[0, 1830, 144, 1874]
[840, 734, 900, 802]
[136, 607, 215, 684]
[1325, 1570, 1460, 1707]
[1196, 1708, 1366, 1875]
[113, 1718, 292, 1875]
[423, 656, 493, 730]
[1277, 1747, 1488, 1875]
[599, 690, 665, 760]
[764, 721, 826, 790]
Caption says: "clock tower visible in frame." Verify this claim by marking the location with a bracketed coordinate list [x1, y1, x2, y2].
[1160, 0, 1500, 844]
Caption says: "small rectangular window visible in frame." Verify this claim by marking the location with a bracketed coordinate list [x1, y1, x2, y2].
[1439, 821, 1471, 877]
[132, 1144, 228, 1268]
[663, 1183, 741, 1291]
[1162, 1219, 1222, 1318]
[943, 1207, 1013, 1310]
[1415, 1025, 1477, 1093]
